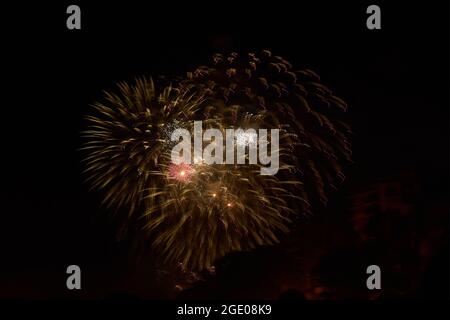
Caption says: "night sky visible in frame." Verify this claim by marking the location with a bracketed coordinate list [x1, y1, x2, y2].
[1, 1, 448, 299]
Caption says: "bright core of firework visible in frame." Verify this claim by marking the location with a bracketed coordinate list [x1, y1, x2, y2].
[168, 163, 195, 182]
[235, 130, 258, 147]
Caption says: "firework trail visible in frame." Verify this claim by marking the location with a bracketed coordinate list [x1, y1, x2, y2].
[82, 51, 351, 271]
[82, 79, 203, 216]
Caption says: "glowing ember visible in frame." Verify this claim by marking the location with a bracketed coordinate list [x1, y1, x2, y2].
[168, 163, 195, 182]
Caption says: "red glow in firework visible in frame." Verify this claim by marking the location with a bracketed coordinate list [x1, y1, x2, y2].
[168, 163, 195, 183]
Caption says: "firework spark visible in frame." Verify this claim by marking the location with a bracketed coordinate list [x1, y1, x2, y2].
[168, 163, 195, 183]
[235, 129, 258, 147]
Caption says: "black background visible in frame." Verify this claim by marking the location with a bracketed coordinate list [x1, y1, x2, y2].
[1, 1, 448, 299]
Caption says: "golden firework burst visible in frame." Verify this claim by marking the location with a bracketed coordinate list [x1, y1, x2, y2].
[82, 51, 351, 271]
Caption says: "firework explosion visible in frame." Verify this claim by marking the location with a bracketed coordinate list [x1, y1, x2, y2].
[82, 51, 351, 271]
